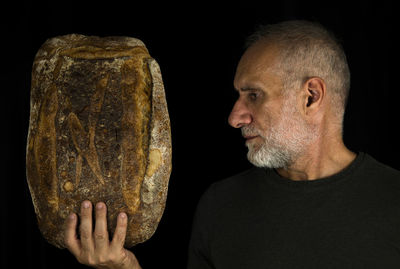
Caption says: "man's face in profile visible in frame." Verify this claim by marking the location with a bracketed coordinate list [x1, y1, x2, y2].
[228, 41, 316, 168]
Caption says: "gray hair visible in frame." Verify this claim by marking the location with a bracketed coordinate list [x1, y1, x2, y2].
[245, 20, 350, 123]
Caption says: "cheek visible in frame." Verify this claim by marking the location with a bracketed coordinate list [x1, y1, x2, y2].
[251, 107, 274, 135]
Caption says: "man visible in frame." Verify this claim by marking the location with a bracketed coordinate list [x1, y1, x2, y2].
[64, 20, 400, 268]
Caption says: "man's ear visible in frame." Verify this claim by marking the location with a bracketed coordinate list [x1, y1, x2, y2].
[303, 77, 326, 115]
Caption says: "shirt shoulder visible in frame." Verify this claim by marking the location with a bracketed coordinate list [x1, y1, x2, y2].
[361, 153, 400, 186]
[360, 154, 400, 201]
[196, 167, 269, 216]
[208, 167, 266, 195]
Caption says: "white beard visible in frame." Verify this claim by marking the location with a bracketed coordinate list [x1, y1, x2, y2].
[242, 97, 317, 169]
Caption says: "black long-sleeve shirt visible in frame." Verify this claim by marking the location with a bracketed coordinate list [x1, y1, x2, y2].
[188, 152, 400, 269]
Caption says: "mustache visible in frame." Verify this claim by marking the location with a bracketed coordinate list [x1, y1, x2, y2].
[241, 125, 262, 137]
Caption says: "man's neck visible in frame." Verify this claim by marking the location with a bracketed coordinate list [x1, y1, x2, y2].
[275, 140, 357, 181]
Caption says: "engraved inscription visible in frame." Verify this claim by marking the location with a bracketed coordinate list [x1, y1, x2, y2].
[67, 75, 109, 185]
[120, 57, 151, 214]
[33, 85, 59, 212]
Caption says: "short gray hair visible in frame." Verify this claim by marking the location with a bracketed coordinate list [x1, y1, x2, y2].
[246, 20, 350, 122]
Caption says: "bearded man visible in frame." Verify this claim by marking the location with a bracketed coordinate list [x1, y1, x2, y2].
[230, 20, 354, 177]
[64, 20, 400, 269]
[186, 20, 400, 268]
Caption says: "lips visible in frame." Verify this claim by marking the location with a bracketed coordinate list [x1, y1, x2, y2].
[241, 126, 260, 142]
[244, 135, 258, 141]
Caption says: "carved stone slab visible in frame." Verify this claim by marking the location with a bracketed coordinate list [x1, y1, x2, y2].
[26, 34, 172, 248]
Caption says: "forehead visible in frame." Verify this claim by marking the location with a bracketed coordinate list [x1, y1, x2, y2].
[234, 41, 282, 92]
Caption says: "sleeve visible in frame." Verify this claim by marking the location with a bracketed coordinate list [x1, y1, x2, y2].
[187, 185, 217, 269]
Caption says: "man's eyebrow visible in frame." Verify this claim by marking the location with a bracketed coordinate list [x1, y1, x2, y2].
[234, 87, 263, 92]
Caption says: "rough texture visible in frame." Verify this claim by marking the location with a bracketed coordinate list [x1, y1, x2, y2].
[26, 34, 172, 249]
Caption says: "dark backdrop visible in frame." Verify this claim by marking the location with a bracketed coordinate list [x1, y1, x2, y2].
[1, 1, 398, 268]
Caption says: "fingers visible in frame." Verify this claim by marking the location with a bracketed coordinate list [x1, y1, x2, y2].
[64, 213, 82, 257]
[64, 201, 138, 269]
[94, 202, 109, 252]
[79, 200, 94, 253]
[111, 212, 128, 249]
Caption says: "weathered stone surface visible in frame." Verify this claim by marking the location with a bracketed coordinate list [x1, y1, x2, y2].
[26, 34, 172, 248]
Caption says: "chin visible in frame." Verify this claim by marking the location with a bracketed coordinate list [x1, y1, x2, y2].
[247, 145, 293, 169]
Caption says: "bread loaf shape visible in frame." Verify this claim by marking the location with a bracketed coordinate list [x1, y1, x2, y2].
[26, 34, 172, 249]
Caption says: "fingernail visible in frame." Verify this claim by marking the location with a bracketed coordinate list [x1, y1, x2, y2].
[69, 213, 76, 220]
[83, 201, 90, 208]
[96, 203, 104, 209]
[119, 212, 127, 219]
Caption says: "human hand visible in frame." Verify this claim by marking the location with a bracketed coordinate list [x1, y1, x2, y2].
[64, 200, 142, 269]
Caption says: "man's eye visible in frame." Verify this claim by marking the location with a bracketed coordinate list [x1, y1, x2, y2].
[248, 93, 258, 101]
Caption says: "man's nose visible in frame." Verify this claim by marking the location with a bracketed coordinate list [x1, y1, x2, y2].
[228, 100, 252, 128]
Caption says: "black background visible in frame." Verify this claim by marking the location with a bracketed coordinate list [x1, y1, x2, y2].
[1, 0, 399, 268]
